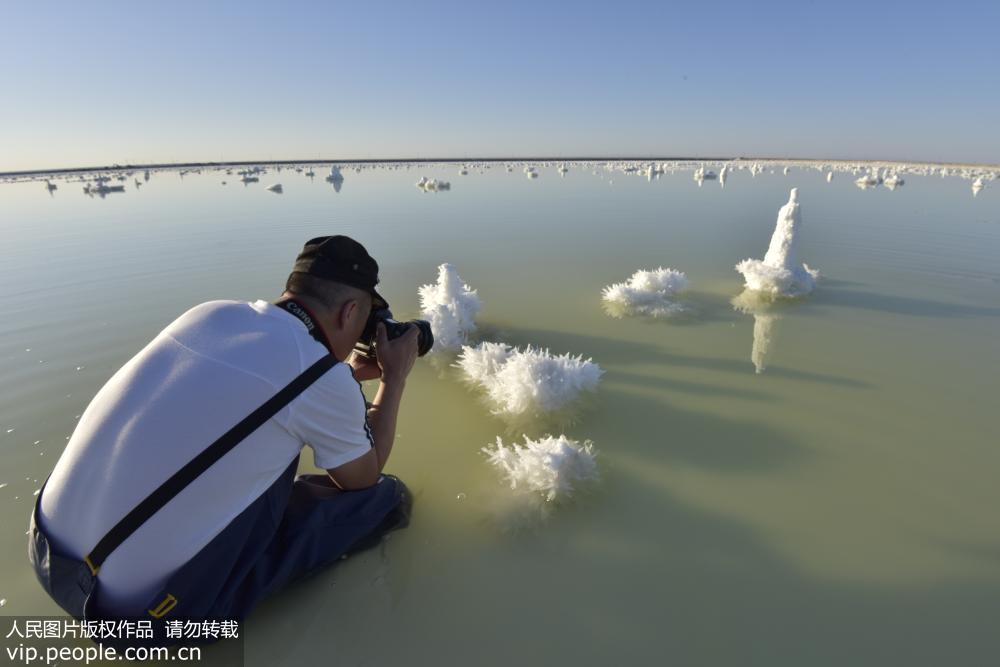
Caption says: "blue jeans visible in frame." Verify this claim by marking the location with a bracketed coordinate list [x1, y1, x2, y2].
[29, 454, 411, 647]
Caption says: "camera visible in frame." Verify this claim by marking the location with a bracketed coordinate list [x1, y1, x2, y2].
[354, 308, 434, 359]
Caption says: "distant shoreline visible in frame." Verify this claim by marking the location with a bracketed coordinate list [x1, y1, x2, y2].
[2, 156, 997, 179]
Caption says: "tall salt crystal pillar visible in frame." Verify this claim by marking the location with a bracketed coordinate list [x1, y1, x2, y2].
[762, 187, 801, 271]
[436, 263, 463, 301]
[734, 187, 817, 296]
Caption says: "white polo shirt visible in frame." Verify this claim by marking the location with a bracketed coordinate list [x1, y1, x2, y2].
[37, 299, 374, 615]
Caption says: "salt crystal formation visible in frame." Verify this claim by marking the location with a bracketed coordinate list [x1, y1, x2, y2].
[693, 165, 717, 184]
[882, 172, 905, 190]
[482, 434, 598, 502]
[418, 263, 480, 350]
[855, 168, 881, 189]
[456, 342, 603, 415]
[326, 166, 344, 192]
[601, 267, 689, 318]
[735, 188, 818, 297]
[415, 176, 451, 192]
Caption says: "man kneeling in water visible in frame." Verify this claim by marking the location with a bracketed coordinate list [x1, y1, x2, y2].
[29, 235, 416, 640]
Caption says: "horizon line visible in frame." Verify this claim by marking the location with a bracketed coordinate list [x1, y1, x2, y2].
[3, 155, 998, 178]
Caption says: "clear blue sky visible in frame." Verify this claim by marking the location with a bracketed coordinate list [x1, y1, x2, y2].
[2, 0, 998, 171]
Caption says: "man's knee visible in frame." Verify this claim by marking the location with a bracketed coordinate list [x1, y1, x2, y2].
[380, 474, 412, 524]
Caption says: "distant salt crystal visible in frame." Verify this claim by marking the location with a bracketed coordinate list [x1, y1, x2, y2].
[735, 188, 819, 297]
[415, 177, 451, 192]
[601, 267, 689, 318]
[855, 169, 881, 189]
[883, 173, 904, 189]
[418, 264, 481, 350]
[326, 166, 344, 186]
[692, 166, 716, 182]
[456, 343, 603, 415]
[482, 434, 598, 502]
[0, 599, 6, 608]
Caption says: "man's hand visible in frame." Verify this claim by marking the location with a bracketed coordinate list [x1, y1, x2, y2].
[348, 350, 382, 382]
[375, 321, 419, 384]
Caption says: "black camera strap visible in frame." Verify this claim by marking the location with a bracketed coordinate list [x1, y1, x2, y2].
[273, 298, 334, 354]
[83, 347, 338, 576]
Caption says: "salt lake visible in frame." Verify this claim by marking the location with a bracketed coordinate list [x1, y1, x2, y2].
[1, 160, 998, 665]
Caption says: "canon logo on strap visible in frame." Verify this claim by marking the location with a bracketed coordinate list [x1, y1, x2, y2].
[284, 301, 315, 332]
[274, 298, 334, 354]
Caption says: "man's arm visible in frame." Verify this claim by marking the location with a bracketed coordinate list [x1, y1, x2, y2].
[326, 322, 419, 490]
[365, 376, 406, 473]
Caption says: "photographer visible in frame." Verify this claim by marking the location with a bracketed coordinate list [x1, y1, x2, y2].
[29, 235, 417, 632]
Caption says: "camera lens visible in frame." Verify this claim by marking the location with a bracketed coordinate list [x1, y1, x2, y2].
[410, 320, 434, 356]
[384, 318, 434, 356]
[355, 310, 434, 359]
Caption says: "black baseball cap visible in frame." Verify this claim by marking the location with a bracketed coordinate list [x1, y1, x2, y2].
[292, 235, 388, 309]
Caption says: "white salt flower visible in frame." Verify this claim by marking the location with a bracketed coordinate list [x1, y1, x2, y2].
[601, 267, 689, 318]
[456, 343, 602, 415]
[482, 434, 598, 502]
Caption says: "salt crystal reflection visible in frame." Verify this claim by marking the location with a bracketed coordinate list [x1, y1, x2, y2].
[731, 289, 782, 374]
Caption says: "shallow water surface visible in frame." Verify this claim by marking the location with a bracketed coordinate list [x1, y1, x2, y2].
[1, 163, 999, 665]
